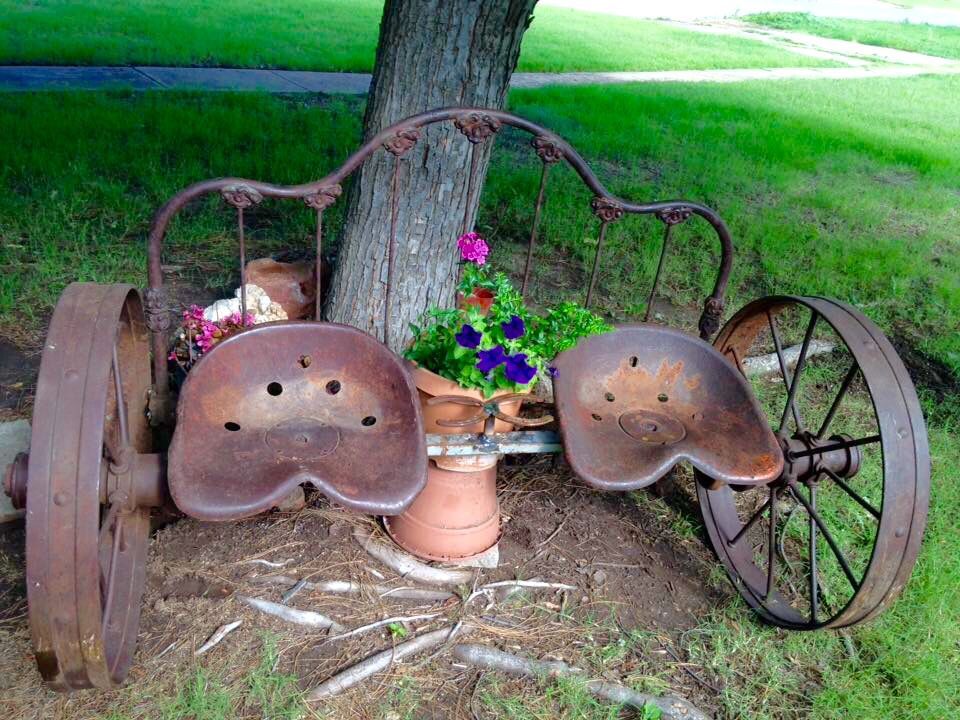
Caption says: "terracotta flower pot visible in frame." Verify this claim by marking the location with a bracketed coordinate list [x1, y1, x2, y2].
[457, 287, 495, 315]
[408, 362, 528, 471]
[385, 460, 499, 562]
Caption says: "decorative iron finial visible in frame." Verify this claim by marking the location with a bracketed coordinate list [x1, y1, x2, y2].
[454, 112, 502, 144]
[656, 206, 693, 226]
[532, 136, 564, 164]
[221, 184, 264, 209]
[303, 184, 343, 211]
[384, 127, 421, 156]
[590, 196, 624, 223]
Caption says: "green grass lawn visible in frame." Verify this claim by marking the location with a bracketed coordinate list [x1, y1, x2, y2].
[0, 75, 958, 718]
[0, 0, 837, 72]
[745, 11, 960, 60]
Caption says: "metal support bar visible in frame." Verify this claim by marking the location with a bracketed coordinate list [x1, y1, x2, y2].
[426, 431, 562, 458]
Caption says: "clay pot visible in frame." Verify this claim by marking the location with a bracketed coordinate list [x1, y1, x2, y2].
[409, 363, 527, 471]
[385, 461, 499, 561]
[457, 287, 495, 315]
[245, 258, 318, 320]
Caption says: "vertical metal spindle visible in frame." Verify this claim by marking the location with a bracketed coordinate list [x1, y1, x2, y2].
[385, 159, 400, 348]
[810, 482, 819, 623]
[521, 163, 551, 298]
[766, 486, 778, 599]
[111, 341, 130, 447]
[585, 220, 610, 309]
[314, 208, 324, 321]
[644, 222, 674, 322]
[237, 206, 247, 320]
[462, 144, 480, 237]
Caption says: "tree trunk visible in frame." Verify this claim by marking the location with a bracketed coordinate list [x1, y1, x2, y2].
[327, 0, 537, 351]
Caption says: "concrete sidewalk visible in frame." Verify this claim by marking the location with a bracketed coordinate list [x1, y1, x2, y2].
[2, 62, 958, 94]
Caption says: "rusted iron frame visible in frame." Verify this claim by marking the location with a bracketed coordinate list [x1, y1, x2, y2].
[425, 430, 561, 457]
[146, 107, 734, 406]
[521, 162, 551, 297]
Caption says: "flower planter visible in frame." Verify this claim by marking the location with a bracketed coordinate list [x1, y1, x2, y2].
[408, 362, 528, 471]
[385, 460, 499, 562]
[457, 287, 495, 315]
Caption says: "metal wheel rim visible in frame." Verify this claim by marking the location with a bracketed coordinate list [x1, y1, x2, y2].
[696, 295, 929, 629]
[25, 283, 153, 689]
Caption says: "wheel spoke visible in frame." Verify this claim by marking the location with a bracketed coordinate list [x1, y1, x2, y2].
[822, 467, 881, 520]
[101, 514, 124, 627]
[727, 493, 772, 546]
[809, 482, 819, 624]
[790, 485, 860, 592]
[111, 342, 130, 447]
[765, 486, 778, 598]
[767, 310, 803, 432]
[817, 362, 859, 440]
[778, 310, 819, 436]
[788, 434, 881, 461]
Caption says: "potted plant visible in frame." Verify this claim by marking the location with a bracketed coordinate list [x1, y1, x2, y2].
[405, 232, 611, 461]
[391, 232, 611, 562]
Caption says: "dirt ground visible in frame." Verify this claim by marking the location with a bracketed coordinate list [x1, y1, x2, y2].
[0, 452, 732, 719]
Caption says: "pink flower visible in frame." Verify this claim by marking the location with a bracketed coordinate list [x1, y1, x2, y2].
[457, 232, 490, 265]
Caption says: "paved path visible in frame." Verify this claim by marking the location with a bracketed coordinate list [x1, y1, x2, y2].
[1, 21, 957, 94]
[542, 0, 960, 27]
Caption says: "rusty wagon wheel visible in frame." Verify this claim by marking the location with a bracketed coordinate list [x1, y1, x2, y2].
[22, 283, 158, 689]
[695, 296, 929, 629]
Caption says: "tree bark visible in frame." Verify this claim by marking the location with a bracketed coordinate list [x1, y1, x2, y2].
[327, 0, 538, 351]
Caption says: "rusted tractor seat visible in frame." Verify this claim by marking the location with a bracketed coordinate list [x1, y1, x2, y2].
[553, 325, 783, 490]
[168, 322, 427, 521]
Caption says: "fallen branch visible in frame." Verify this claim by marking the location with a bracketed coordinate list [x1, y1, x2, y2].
[452, 644, 710, 720]
[743, 340, 834, 378]
[324, 613, 441, 643]
[307, 624, 467, 701]
[354, 529, 473, 586]
[240, 558, 292, 568]
[194, 620, 242, 656]
[248, 576, 456, 603]
[239, 596, 345, 632]
[481, 580, 577, 592]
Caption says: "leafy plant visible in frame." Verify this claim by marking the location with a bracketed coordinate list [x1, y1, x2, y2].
[405, 234, 611, 397]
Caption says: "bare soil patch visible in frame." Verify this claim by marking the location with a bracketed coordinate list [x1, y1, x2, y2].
[0, 458, 729, 719]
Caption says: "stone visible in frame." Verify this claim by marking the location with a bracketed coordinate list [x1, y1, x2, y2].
[0, 419, 30, 523]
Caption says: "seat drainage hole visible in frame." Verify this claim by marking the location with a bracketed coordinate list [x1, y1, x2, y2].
[299, 354, 312, 368]
[267, 382, 283, 396]
[629, 356, 638, 367]
[591, 413, 602, 422]
[224, 422, 241, 432]
[604, 392, 615, 403]
[657, 393, 669, 403]
[326, 380, 341, 395]
[361, 416, 377, 427]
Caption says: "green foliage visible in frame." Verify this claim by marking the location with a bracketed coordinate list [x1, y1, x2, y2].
[245, 634, 303, 720]
[405, 260, 610, 397]
[0, 0, 835, 72]
[160, 668, 233, 720]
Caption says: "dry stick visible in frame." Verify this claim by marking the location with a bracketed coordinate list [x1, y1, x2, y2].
[452, 644, 710, 720]
[248, 576, 457, 603]
[354, 529, 474, 586]
[323, 613, 441, 643]
[743, 340, 834, 378]
[194, 620, 243, 656]
[240, 558, 292, 569]
[239, 596, 346, 632]
[307, 624, 468, 701]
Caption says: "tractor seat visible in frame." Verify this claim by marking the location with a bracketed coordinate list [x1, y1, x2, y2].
[167, 322, 427, 521]
[552, 324, 783, 491]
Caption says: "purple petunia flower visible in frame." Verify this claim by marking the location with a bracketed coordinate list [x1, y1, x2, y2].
[548, 366, 558, 378]
[501, 315, 525, 340]
[476, 345, 507, 374]
[455, 323, 482, 349]
[504, 353, 537, 385]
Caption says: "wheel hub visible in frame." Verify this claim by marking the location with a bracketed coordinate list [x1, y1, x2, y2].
[780, 433, 862, 484]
